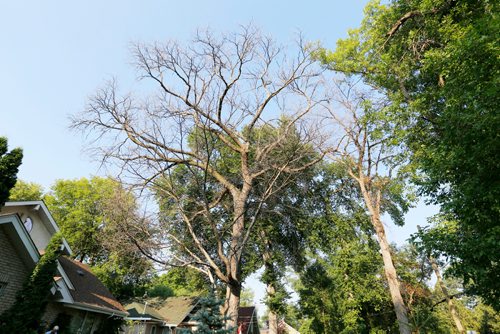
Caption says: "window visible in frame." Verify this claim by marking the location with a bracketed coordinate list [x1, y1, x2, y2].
[151, 326, 157, 334]
[24, 217, 33, 232]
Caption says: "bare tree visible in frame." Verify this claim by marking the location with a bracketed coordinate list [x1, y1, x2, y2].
[323, 78, 414, 334]
[71, 26, 327, 327]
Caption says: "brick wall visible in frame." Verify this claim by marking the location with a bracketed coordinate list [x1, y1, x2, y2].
[0, 226, 31, 314]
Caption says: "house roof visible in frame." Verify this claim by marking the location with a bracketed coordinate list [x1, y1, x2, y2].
[238, 306, 258, 334]
[125, 296, 198, 326]
[125, 301, 164, 321]
[58, 256, 127, 316]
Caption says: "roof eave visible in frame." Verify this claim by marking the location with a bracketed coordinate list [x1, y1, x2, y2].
[64, 302, 128, 317]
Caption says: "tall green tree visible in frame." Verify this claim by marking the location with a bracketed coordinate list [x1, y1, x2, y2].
[45, 177, 122, 263]
[45, 176, 152, 299]
[321, 79, 415, 333]
[153, 119, 319, 333]
[295, 197, 397, 334]
[0, 137, 23, 207]
[317, 0, 500, 308]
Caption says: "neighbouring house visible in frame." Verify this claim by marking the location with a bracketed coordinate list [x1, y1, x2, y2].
[124, 296, 199, 334]
[0, 201, 128, 333]
[237, 306, 260, 334]
[125, 297, 262, 334]
[260, 319, 299, 334]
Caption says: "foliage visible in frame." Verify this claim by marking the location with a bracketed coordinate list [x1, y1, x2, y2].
[317, 0, 500, 308]
[430, 277, 500, 333]
[179, 291, 234, 334]
[0, 136, 23, 207]
[45, 176, 152, 300]
[0, 233, 62, 332]
[293, 164, 399, 333]
[392, 245, 442, 332]
[91, 252, 151, 301]
[45, 177, 119, 263]
[8, 180, 44, 201]
[296, 219, 397, 333]
[319, 79, 416, 333]
[147, 267, 210, 298]
[240, 287, 255, 307]
[93, 316, 125, 334]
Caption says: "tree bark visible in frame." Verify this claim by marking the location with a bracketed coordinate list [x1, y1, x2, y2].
[223, 190, 248, 328]
[225, 282, 241, 329]
[372, 215, 411, 334]
[429, 257, 465, 333]
[267, 284, 279, 334]
[359, 181, 411, 334]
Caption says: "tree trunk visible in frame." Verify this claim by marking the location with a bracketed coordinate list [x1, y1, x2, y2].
[267, 306, 279, 334]
[430, 257, 465, 333]
[372, 215, 411, 334]
[260, 230, 279, 334]
[359, 181, 411, 334]
[265, 274, 278, 334]
[224, 192, 247, 329]
[225, 282, 241, 329]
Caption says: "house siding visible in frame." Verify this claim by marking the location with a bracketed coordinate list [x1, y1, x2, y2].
[0, 226, 31, 314]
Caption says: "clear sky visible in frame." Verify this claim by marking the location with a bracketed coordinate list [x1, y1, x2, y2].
[0, 0, 437, 312]
[1, 0, 367, 189]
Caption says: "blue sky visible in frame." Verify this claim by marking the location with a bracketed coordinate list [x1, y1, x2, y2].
[1, 0, 437, 310]
[1, 0, 368, 190]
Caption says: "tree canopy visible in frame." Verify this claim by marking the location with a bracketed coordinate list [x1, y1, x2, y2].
[8, 180, 44, 201]
[45, 176, 152, 299]
[71, 26, 328, 326]
[0, 137, 23, 207]
[316, 0, 500, 309]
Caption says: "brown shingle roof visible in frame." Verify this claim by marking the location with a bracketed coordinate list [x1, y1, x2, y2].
[58, 256, 127, 314]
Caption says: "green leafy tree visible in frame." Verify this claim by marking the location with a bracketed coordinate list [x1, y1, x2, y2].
[45, 177, 118, 263]
[317, 0, 500, 308]
[8, 180, 44, 201]
[45, 176, 152, 299]
[147, 267, 210, 298]
[0, 137, 23, 207]
[154, 119, 320, 333]
[321, 79, 415, 333]
[431, 277, 500, 333]
[0, 233, 62, 333]
[296, 213, 396, 333]
[291, 163, 394, 333]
